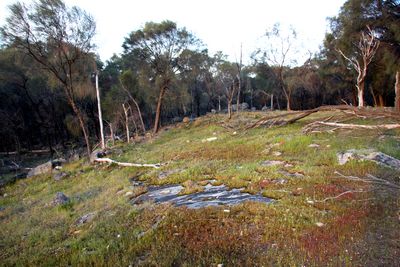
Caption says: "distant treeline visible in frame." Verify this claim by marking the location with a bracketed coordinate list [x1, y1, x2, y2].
[0, 0, 398, 154]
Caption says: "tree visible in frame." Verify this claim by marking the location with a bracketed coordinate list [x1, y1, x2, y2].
[122, 20, 201, 134]
[330, 0, 400, 107]
[255, 23, 299, 110]
[337, 26, 380, 107]
[1, 0, 96, 157]
[213, 54, 238, 119]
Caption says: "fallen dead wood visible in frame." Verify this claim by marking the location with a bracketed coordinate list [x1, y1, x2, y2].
[314, 190, 366, 203]
[334, 171, 400, 191]
[94, 158, 161, 169]
[246, 105, 400, 130]
[303, 121, 400, 133]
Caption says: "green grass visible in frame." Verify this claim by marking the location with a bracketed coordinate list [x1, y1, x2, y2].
[0, 111, 399, 266]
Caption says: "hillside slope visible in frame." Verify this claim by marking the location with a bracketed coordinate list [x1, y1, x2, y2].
[0, 111, 399, 266]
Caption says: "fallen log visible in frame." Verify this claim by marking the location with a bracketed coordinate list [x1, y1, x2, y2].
[94, 158, 161, 169]
[303, 121, 400, 133]
[246, 105, 400, 130]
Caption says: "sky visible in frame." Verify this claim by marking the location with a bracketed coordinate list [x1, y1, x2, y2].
[0, 0, 346, 64]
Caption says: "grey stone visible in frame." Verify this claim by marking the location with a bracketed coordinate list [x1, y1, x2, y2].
[52, 192, 70, 206]
[261, 106, 269, 111]
[241, 102, 249, 110]
[53, 171, 68, 181]
[260, 160, 285, 167]
[251, 107, 257, 112]
[337, 149, 400, 170]
[211, 109, 217, 114]
[158, 169, 182, 180]
[75, 212, 97, 226]
[27, 161, 52, 177]
[365, 152, 400, 170]
[90, 149, 107, 164]
[131, 183, 272, 209]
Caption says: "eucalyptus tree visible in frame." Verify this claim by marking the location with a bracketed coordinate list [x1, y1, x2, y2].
[330, 0, 400, 107]
[122, 20, 202, 133]
[254, 23, 299, 110]
[1, 0, 97, 157]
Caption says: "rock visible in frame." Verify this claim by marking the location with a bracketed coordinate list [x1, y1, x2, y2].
[365, 152, 400, 170]
[308, 144, 320, 148]
[315, 222, 324, 227]
[27, 161, 53, 177]
[279, 170, 304, 178]
[273, 151, 282, 156]
[251, 107, 257, 112]
[75, 212, 97, 226]
[337, 150, 358, 165]
[211, 109, 217, 114]
[90, 149, 107, 164]
[336, 149, 400, 169]
[241, 102, 249, 110]
[125, 191, 134, 197]
[260, 160, 285, 167]
[182, 117, 190, 123]
[52, 192, 70, 206]
[201, 137, 218, 143]
[261, 106, 269, 111]
[158, 169, 182, 180]
[272, 179, 287, 185]
[53, 171, 68, 181]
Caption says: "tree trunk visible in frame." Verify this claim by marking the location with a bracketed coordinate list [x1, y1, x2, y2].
[286, 94, 291, 111]
[270, 94, 274, 111]
[109, 123, 115, 146]
[153, 86, 166, 134]
[357, 81, 365, 107]
[120, 81, 146, 134]
[122, 103, 130, 143]
[395, 71, 400, 112]
[228, 101, 232, 119]
[378, 95, 384, 107]
[370, 86, 378, 107]
[68, 95, 91, 157]
[95, 73, 105, 149]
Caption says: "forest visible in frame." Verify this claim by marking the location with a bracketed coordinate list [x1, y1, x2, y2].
[1, 1, 400, 266]
[0, 0, 399, 156]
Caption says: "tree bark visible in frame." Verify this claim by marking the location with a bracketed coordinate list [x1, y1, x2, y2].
[68, 95, 91, 157]
[228, 100, 232, 119]
[357, 83, 365, 107]
[120, 81, 146, 134]
[95, 72, 105, 149]
[395, 71, 400, 112]
[153, 86, 166, 134]
[122, 103, 130, 143]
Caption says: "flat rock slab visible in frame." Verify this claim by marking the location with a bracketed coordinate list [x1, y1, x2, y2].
[337, 149, 400, 170]
[260, 160, 285, 167]
[131, 183, 272, 209]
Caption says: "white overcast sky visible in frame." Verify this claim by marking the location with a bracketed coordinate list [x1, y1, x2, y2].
[1, 0, 346, 64]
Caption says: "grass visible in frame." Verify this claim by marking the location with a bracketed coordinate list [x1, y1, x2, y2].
[0, 110, 399, 266]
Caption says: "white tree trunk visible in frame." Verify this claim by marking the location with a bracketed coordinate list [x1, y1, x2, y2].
[95, 73, 105, 149]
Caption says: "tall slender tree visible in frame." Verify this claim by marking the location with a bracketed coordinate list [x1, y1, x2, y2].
[1, 0, 96, 157]
[122, 21, 201, 134]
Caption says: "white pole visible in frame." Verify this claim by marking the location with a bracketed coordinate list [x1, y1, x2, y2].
[95, 72, 105, 149]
